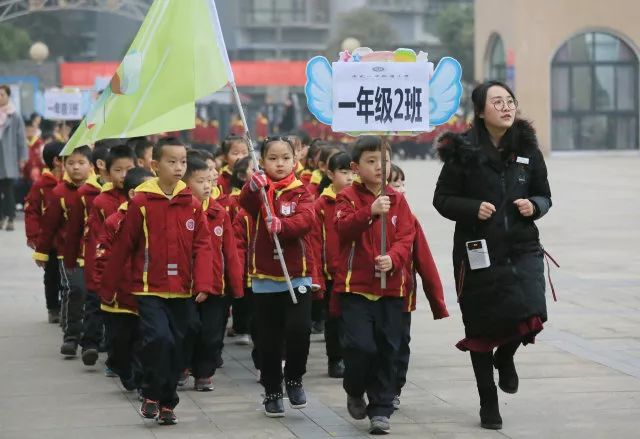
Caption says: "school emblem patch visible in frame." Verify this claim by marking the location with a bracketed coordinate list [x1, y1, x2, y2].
[214, 226, 223, 237]
[186, 219, 195, 231]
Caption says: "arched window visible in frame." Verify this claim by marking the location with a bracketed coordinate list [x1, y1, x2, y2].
[551, 32, 639, 150]
[486, 34, 506, 81]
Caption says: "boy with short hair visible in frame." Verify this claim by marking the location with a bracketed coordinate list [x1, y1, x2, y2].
[94, 167, 155, 391]
[128, 136, 154, 171]
[181, 156, 243, 391]
[34, 146, 93, 357]
[100, 138, 213, 425]
[333, 136, 415, 435]
[80, 145, 136, 367]
[24, 141, 65, 323]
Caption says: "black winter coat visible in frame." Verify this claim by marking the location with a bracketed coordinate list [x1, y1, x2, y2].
[433, 119, 552, 338]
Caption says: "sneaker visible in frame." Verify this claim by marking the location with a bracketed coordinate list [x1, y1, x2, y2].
[392, 395, 401, 410]
[60, 339, 78, 357]
[177, 369, 190, 387]
[311, 320, 325, 334]
[235, 333, 251, 345]
[47, 309, 60, 324]
[137, 389, 145, 402]
[194, 377, 214, 392]
[81, 348, 99, 366]
[347, 395, 367, 420]
[263, 393, 285, 418]
[328, 359, 345, 378]
[285, 379, 307, 409]
[104, 366, 118, 378]
[369, 416, 390, 435]
[156, 407, 178, 425]
[120, 376, 137, 391]
[139, 398, 159, 419]
[5, 219, 14, 231]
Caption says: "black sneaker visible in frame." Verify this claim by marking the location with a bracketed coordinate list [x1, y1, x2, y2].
[60, 339, 78, 357]
[494, 352, 519, 394]
[156, 407, 178, 425]
[347, 395, 367, 420]
[369, 416, 390, 435]
[81, 348, 99, 366]
[392, 395, 401, 410]
[285, 379, 307, 409]
[328, 359, 345, 378]
[311, 320, 325, 334]
[139, 398, 159, 419]
[48, 309, 60, 324]
[263, 393, 285, 418]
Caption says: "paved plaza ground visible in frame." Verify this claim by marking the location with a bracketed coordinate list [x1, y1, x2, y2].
[0, 154, 638, 438]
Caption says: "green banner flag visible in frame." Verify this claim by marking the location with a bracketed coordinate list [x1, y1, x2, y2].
[62, 0, 234, 155]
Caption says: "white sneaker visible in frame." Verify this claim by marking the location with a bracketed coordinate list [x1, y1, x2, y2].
[235, 334, 251, 345]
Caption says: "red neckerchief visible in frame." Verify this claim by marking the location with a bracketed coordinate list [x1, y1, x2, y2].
[262, 172, 297, 224]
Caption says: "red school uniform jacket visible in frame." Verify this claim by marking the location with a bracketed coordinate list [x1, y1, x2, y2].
[333, 182, 416, 298]
[238, 177, 316, 282]
[64, 175, 103, 269]
[100, 178, 214, 299]
[24, 170, 59, 248]
[232, 207, 255, 290]
[403, 216, 449, 319]
[84, 184, 128, 292]
[312, 185, 341, 283]
[217, 166, 233, 195]
[94, 204, 138, 315]
[204, 197, 243, 298]
[33, 175, 82, 264]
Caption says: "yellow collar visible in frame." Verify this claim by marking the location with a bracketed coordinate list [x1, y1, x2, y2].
[118, 201, 129, 211]
[310, 169, 324, 185]
[211, 185, 222, 200]
[320, 185, 337, 200]
[135, 178, 186, 198]
[230, 187, 241, 196]
[101, 182, 114, 192]
[221, 165, 232, 176]
[296, 162, 304, 173]
[275, 179, 303, 197]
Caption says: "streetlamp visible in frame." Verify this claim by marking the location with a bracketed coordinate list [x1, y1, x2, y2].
[29, 42, 49, 64]
[341, 37, 361, 53]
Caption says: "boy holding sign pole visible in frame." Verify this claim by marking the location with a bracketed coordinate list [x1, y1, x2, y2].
[334, 136, 415, 435]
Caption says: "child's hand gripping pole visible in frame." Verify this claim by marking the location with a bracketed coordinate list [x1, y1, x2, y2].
[231, 84, 298, 305]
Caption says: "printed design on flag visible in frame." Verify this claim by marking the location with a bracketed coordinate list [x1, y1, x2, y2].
[305, 47, 462, 134]
[186, 219, 195, 231]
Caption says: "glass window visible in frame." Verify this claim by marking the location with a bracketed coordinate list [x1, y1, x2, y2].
[571, 66, 592, 110]
[615, 117, 637, 149]
[616, 66, 635, 111]
[594, 66, 615, 110]
[486, 35, 506, 81]
[579, 115, 609, 149]
[552, 117, 576, 150]
[551, 67, 569, 111]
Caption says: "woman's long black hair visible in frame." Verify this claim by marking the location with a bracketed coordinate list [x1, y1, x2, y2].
[470, 80, 518, 154]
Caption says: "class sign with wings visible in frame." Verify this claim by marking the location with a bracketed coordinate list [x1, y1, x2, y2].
[305, 47, 462, 135]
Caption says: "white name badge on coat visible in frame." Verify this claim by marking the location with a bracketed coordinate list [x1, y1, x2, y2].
[281, 203, 291, 216]
[516, 156, 530, 165]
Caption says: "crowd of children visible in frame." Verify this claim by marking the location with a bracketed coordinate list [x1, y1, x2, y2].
[24, 130, 449, 434]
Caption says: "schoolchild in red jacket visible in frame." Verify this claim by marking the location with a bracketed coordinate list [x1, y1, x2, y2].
[181, 157, 243, 392]
[239, 137, 316, 418]
[79, 145, 136, 368]
[33, 146, 93, 358]
[24, 141, 64, 322]
[94, 167, 154, 392]
[333, 136, 415, 435]
[387, 164, 449, 410]
[311, 151, 354, 379]
[100, 138, 213, 425]
[217, 136, 249, 194]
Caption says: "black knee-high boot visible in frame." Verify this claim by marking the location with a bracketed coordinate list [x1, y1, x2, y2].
[494, 339, 520, 394]
[470, 351, 502, 430]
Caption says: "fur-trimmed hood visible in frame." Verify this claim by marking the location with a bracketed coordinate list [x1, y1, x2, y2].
[435, 119, 539, 164]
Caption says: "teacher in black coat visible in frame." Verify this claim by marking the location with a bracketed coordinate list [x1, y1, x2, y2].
[433, 80, 552, 431]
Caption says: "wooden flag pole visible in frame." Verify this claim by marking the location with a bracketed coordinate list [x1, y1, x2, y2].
[230, 83, 298, 305]
[380, 145, 388, 289]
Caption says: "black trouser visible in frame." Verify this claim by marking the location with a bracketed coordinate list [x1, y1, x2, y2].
[231, 295, 251, 334]
[340, 294, 403, 419]
[44, 251, 61, 311]
[324, 280, 342, 362]
[254, 288, 311, 395]
[137, 296, 190, 408]
[81, 290, 104, 350]
[395, 312, 412, 395]
[311, 295, 325, 323]
[59, 265, 87, 342]
[0, 178, 16, 220]
[246, 289, 262, 370]
[105, 312, 141, 388]
[183, 295, 227, 379]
